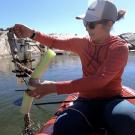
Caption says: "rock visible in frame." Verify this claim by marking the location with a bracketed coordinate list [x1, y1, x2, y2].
[0, 30, 11, 57]
[0, 30, 41, 58]
[119, 33, 135, 51]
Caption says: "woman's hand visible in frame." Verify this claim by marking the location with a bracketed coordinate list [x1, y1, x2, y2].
[27, 78, 56, 99]
[13, 24, 34, 38]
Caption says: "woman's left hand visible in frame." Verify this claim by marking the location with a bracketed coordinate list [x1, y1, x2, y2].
[27, 79, 56, 99]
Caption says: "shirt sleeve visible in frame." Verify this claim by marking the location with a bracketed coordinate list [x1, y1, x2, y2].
[34, 32, 88, 54]
[55, 44, 129, 95]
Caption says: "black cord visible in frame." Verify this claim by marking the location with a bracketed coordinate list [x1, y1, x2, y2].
[33, 96, 135, 106]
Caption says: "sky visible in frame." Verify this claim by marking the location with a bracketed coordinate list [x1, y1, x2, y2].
[0, 0, 134, 36]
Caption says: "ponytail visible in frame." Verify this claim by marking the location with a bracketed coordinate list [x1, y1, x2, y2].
[116, 10, 126, 21]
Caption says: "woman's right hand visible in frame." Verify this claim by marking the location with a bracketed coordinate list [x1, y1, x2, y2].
[13, 24, 34, 38]
[27, 79, 56, 99]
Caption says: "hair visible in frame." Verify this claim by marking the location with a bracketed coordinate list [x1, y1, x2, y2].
[116, 10, 126, 21]
[99, 10, 126, 32]
[101, 9, 126, 25]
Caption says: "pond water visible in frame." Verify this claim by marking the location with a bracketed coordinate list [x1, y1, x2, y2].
[0, 52, 135, 135]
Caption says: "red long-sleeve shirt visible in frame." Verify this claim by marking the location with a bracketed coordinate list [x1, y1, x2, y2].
[34, 32, 128, 99]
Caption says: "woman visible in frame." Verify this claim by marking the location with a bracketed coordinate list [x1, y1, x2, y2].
[13, 0, 135, 135]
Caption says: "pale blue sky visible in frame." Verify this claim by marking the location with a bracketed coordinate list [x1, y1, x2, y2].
[0, 0, 134, 35]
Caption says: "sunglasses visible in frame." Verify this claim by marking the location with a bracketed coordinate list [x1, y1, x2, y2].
[83, 20, 107, 29]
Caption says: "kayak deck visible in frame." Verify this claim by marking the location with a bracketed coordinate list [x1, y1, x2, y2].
[36, 86, 135, 135]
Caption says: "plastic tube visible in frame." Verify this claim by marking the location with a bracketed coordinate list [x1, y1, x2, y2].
[21, 49, 56, 114]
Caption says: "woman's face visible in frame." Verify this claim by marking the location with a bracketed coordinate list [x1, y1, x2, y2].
[84, 20, 112, 43]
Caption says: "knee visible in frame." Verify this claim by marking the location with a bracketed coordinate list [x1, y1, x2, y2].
[104, 100, 135, 134]
[104, 99, 135, 123]
[53, 112, 69, 135]
[53, 109, 92, 135]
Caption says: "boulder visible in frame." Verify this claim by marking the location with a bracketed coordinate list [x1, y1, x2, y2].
[119, 33, 135, 51]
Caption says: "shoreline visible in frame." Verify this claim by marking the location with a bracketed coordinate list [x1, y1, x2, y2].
[0, 30, 135, 58]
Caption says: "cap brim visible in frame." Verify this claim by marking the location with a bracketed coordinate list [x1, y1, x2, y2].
[76, 13, 100, 22]
[75, 14, 85, 20]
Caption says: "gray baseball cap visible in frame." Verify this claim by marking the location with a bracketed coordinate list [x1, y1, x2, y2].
[76, 0, 118, 22]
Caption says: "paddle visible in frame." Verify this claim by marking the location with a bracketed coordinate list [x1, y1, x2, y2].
[33, 96, 135, 105]
[13, 95, 135, 107]
[13, 97, 23, 106]
[13, 97, 73, 106]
